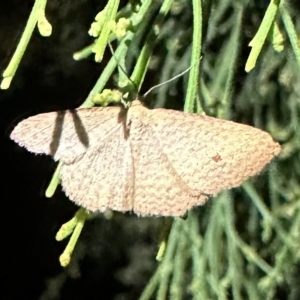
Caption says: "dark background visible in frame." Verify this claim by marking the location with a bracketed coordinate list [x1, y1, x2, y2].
[0, 1, 161, 299]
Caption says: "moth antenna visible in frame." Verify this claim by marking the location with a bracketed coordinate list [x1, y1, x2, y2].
[108, 43, 139, 101]
[109, 43, 201, 102]
[143, 58, 202, 98]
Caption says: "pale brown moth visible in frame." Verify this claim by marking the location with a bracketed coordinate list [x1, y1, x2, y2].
[10, 100, 280, 216]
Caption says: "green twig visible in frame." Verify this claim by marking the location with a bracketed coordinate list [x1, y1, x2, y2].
[45, 161, 62, 198]
[156, 219, 181, 300]
[58, 208, 88, 267]
[130, 0, 174, 91]
[280, 2, 300, 69]
[184, 0, 203, 113]
[187, 213, 209, 300]
[80, 37, 132, 108]
[218, 6, 243, 119]
[139, 219, 182, 300]
[245, 0, 279, 72]
[1, 0, 49, 89]
[92, 0, 120, 62]
[243, 181, 296, 254]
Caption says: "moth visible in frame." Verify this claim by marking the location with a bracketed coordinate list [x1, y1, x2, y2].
[10, 100, 280, 216]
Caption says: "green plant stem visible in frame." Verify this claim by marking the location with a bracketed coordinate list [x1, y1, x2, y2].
[156, 218, 173, 261]
[45, 161, 62, 197]
[80, 37, 132, 108]
[80, 0, 154, 108]
[199, 77, 216, 112]
[169, 225, 188, 300]
[243, 181, 296, 254]
[184, 0, 203, 113]
[139, 264, 161, 300]
[203, 199, 227, 298]
[130, 0, 174, 92]
[56, 209, 80, 241]
[93, 0, 120, 62]
[58, 208, 88, 267]
[223, 193, 243, 300]
[280, 2, 300, 69]
[187, 212, 209, 300]
[206, 0, 231, 40]
[73, 44, 95, 60]
[222, 192, 274, 276]
[156, 219, 181, 300]
[1, 0, 48, 89]
[139, 219, 182, 300]
[218, 6, 243, 119]
[245, 0, 279, 72]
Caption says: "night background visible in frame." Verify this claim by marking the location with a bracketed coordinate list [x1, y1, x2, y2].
[1, 1, 159, 299]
